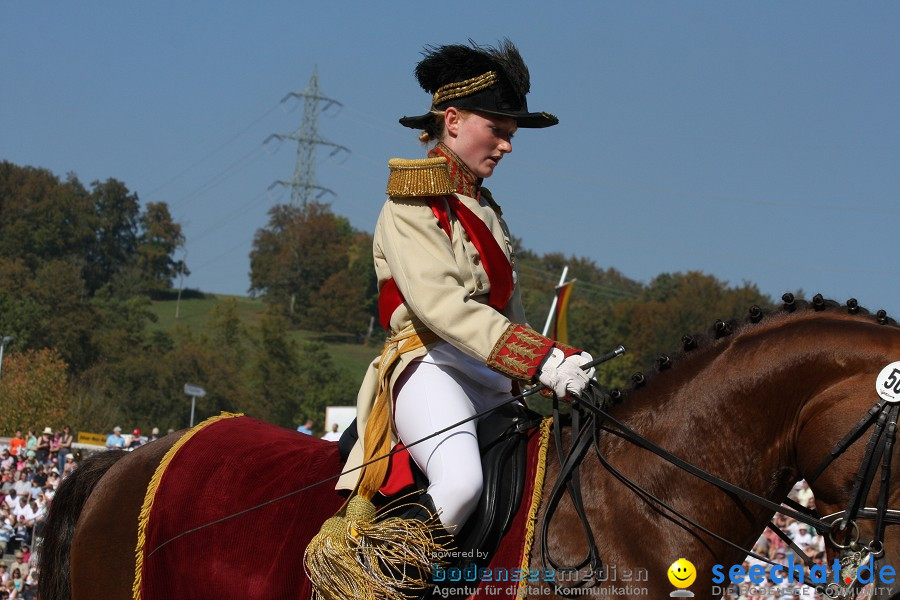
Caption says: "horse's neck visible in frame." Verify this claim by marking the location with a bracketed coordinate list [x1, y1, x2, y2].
[585, 314, 891, 558]
[614, 313, 895, 476]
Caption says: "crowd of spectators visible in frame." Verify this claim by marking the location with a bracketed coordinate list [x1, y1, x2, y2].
[721, 481, 847, 600]
[0, 426, 78, 599]
[0, 422, 166, 598]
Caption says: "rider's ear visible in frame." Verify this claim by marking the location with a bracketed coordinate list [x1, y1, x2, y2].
[444, 107, 462, 138]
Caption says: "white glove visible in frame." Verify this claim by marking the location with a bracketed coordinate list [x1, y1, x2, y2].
[538, 349, 595, 398]
[568, 351, 596, 381]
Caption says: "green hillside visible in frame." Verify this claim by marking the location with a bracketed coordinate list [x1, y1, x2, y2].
[148, 294, 376, 384]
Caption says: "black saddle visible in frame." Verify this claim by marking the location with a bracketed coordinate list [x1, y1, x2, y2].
[337, 402, 542, 565]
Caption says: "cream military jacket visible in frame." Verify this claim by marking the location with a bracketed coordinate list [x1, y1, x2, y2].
[337, 145, 559, 491]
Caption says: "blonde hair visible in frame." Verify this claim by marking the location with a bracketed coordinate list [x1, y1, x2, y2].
[418, 110, 445, 144]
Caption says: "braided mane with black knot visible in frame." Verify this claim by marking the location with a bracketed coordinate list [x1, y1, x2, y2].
[607, 294, 898, 404]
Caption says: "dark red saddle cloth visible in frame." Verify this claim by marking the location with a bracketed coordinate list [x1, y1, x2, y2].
[136, 414, 551, 600]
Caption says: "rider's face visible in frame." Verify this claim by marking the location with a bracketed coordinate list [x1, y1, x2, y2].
[443, 109, 516, 179]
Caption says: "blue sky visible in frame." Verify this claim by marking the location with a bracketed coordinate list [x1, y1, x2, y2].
[3, 2, 899, 319]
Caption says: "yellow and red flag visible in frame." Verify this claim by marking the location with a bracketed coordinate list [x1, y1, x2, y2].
[551, 280, 576, 344]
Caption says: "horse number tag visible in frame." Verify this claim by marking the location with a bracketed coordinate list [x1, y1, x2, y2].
[876, 361, 900, 403]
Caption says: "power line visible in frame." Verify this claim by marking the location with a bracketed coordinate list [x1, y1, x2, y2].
[189, 189, 271, 244]
[144, 102, 281, 199]
[169, 146, 266, 211]
[517, 264, 639, 300]
[189, 238, 253, 271]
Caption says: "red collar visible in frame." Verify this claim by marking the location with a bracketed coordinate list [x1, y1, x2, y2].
[428, 143, 481, 199]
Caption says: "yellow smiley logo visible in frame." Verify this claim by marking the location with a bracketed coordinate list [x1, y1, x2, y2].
[667, 558, 697, 588]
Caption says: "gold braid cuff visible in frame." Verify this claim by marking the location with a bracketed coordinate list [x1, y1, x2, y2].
[432, 71, 499, 106]
[486, 324, 555, 381]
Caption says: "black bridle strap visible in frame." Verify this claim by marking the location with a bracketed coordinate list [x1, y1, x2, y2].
[541, 404, 603, 591]
[591, 424, 775, 565]
[808, 400, 887, 485]
[765, 522, 815, 568]
[783, 496, 818, 518]
[841, 407, 892, 532]
[874, 405, 899, 544]
[571, 388, 835, 534]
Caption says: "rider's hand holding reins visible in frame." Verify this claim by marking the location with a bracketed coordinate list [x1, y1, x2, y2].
[538, 349, 596, 398]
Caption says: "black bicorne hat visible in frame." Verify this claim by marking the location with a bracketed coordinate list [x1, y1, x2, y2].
[399, 39, 558, 129]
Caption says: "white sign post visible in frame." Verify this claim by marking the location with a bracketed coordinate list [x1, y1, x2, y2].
[184, 383, 207, 427]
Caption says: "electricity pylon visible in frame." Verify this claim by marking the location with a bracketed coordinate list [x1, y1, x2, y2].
[265, 66, 349, 207]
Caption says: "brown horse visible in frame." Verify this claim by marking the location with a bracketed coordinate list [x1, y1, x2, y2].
[39, 300, 900, 599]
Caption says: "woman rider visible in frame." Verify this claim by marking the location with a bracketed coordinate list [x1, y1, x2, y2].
[307, 39, 594, 600]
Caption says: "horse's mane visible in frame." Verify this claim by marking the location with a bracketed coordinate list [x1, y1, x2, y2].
[610, 293, 899, 405]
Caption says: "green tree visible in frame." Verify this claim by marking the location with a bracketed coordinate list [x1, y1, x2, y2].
[249, 202, 356, 326]
[295, 341, 358, 426]
[246, 312, 302, 427]
[84, 178, 140, 295]
[609, 271, 773, 388]
[136, 201, 186, 295]
[305, 232, 378, 335]
[0, 163, 94, 271]
[0, 348, 71, 435]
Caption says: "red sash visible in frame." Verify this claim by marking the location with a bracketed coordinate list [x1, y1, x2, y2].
[378, 196, 514, 330]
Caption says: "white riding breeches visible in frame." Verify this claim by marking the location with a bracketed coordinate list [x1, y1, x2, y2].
[393, 341, 514, 533]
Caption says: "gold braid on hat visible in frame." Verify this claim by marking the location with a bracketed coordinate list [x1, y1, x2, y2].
[432, 71, 498, 106]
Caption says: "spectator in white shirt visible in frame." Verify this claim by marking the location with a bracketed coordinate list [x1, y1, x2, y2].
[321, 424, 342, 442]
[792, 525, 815, 550]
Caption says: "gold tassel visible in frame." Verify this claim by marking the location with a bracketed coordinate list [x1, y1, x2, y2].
[304, 496, 452, 600]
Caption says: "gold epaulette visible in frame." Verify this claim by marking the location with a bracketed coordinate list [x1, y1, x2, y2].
[386, 157, 454, 197]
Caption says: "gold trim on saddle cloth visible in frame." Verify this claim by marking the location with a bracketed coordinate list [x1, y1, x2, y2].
[516, 416, 553, 599]
[132, 412, 244, 600]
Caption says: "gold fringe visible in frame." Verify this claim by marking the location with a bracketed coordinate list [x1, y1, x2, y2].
[516, 417, 553, 600]
[304, 496, 453, 600]
[132, 412, 243, 600]
[386, 157, 454, 197]
[307, 325, 441, 599]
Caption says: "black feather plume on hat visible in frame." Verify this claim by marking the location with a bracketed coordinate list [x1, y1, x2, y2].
[414, 39, 530, 100]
